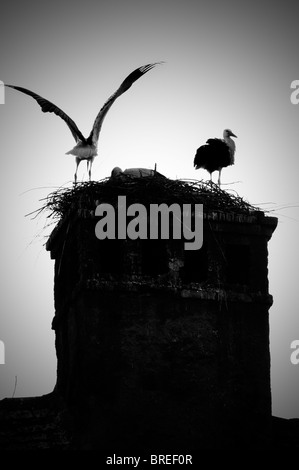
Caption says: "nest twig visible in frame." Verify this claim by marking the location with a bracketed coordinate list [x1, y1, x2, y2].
[29, 174, 259, 222]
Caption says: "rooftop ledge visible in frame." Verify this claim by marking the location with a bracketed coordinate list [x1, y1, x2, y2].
[60, 277, 274, 305]
[46, 207, 278, 255]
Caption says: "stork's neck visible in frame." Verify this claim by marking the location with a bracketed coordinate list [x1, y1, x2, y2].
[224, 135, 236, 156]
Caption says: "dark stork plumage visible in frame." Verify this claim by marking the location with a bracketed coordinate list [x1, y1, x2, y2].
[194, 129, 237, 185]
[6, 63, 161, 183]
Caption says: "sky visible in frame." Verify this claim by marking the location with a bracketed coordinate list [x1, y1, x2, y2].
[0, 0, 298, 419]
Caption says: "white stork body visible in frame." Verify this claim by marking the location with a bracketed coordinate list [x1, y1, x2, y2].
[67, 143, 98, 159]
[6, 63, 161, 183]
[66, 143, 98, 182]
[194, 129, 237, 185]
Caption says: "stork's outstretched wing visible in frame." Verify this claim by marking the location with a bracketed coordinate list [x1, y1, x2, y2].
[5, 84, 85, 143]
[88, 62, 162, 146]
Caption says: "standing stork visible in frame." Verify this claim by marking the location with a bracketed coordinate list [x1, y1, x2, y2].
[194, 129, 237, 185]
[6, 63, 161, 183]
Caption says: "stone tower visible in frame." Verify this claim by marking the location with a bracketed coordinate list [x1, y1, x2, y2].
[46, 173, 277, 449]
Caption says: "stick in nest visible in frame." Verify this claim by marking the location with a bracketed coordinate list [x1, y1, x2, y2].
[31, 176, 259, 222]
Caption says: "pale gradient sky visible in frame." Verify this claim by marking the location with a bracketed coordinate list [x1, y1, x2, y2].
[0, 0, 298, 418]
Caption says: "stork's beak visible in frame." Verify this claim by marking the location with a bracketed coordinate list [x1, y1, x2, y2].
[230, 132, 237, 138]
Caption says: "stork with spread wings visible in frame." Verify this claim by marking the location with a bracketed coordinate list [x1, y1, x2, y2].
[6, 63, 162, 183]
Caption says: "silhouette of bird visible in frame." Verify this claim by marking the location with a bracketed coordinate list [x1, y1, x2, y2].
[6, 63, 161, 183]
[194, 129, 237, 185]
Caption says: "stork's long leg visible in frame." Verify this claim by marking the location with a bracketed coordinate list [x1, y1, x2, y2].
[86, 160, 90, 181]
[218, 169, 222, 186]
[88, 159, 93, 181]
[74, 157, 81, 184]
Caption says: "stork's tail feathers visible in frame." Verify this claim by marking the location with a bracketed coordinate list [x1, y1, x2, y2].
[66, 145, 97, 159]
